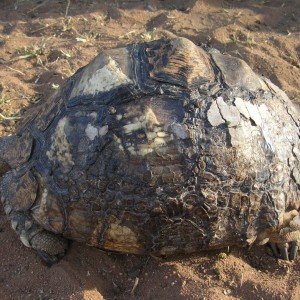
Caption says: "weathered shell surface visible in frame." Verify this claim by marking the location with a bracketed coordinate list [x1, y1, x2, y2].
[1, 37, 300, 256]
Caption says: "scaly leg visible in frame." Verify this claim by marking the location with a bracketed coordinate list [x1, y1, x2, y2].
[267, 211, 300, 261]
[6, 207, 68, 265]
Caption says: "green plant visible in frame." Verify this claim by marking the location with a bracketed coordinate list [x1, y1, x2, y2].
[16, 42, 47, 65]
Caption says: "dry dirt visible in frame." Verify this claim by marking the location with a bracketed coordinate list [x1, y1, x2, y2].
[0, 0, 299, 299]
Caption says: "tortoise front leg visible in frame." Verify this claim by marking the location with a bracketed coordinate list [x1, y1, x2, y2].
[269, 231, 300, 261]
[30, 230, 68, 265]
[260, 210, 300, 261]
[1, 169, 68, 265]
[6, 208, 68, 265]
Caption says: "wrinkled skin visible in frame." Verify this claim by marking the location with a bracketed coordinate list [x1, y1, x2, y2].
[1, 37, 300, 264]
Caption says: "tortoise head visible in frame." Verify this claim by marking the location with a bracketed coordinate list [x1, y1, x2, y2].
[0, 134, 33, 177]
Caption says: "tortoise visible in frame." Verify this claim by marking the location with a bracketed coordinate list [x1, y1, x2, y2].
[1, 37, 300, 264]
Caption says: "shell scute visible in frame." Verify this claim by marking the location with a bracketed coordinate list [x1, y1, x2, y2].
[146, 37, 215, 89]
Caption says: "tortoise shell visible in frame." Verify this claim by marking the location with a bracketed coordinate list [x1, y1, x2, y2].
[1, 37, 300, 261]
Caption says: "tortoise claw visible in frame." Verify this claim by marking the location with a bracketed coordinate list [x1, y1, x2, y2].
[289, 240, 299, 260]
[266, 211, 300, 261]
[269, 242, 280, 258]
[269, 240, 299, 261]
[278, 243, 289, 261]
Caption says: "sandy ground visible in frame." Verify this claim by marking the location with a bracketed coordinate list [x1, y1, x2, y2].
[0, 0, 299, 299]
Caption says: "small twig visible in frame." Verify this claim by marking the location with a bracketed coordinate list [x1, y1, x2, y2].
[6, 66, 25, 76]
[149, 254, 163, 262]
[27, 0, 50, 14]
[0, 21, 12, 25]
[131, 277, 139, 296]
[0, 113, 22, 120]
[65, 0, 71, 18]
[30, 24, 53, 34]
[8, 55, 33, 63]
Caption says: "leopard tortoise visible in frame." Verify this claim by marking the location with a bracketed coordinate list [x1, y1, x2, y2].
[1, 37, 300, 264]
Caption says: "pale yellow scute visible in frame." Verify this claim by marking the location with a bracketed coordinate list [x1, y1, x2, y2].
[104, 221, 143, 254]
[46, 117, 74, 172]
[69, 48, 133, 98]
[121, 105, 173, 156]
[67, 208, 103, 244]
[31, 189, 64, 233]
